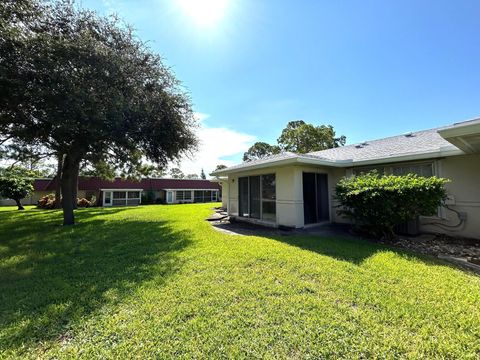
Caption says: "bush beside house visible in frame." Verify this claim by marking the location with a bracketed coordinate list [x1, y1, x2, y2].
[335, 172, 449, 239]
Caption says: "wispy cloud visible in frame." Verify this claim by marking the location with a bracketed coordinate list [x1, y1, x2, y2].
[174, 113, 255, 177]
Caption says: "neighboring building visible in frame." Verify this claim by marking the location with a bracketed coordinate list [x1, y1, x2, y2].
[0, 177, 221, 207]
[212, 118, 480, 239]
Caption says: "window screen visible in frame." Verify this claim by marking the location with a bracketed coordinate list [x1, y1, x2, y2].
[393, 163, 433, 177]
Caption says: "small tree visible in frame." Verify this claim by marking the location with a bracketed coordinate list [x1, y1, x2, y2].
[200, 168, 206, 179]
[185, 173, 199, 179]
[0, 167, 35, 210]
[335, 172, 449, 239]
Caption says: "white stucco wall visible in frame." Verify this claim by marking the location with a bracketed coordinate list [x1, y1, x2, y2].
[419, 154, 480, 239]
[224, 165, 348, 228]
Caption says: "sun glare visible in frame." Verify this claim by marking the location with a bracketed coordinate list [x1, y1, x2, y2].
[177, 0, 229, 26]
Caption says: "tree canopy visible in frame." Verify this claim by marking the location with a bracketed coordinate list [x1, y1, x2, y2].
[277, 120, 346, 153]
[243, 142, 280, 162]
[242, 121, 346, 162]
[169, 168, 185, 179]
[0, 0, 197, 224]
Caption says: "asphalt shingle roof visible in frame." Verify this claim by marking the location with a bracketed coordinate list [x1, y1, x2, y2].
[308, 127, 455, 162]
[212, 123, 467, 175]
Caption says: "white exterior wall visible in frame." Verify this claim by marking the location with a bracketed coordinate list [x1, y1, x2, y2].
[220, 181, 228, 209]
[419, 154, 480, 239]
[225, 165, 348, 228]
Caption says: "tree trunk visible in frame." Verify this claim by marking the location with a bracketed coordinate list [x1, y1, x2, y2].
[61, 153, 81, 225]
[15, 199, 24, 210]
[54, 154, 63, 209]
[72, 160, 79, 209]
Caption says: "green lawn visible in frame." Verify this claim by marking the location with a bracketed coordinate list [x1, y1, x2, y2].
[0, 204, 479, 359]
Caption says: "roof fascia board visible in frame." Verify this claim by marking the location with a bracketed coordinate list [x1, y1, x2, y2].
[100, 188, 144, 191]
[438, 121, 480, 138]
[163, 188, 220, 191]
[348, 148, 464, 167]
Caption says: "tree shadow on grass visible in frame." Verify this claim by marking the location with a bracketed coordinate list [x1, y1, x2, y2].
[0, 208, 192, 353]
[267, 232, 452, 270]
[269, 234, 384, 265]
[213, 220, 448, 267]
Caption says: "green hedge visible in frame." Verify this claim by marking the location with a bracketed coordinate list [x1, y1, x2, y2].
[335, 172, 449, 238]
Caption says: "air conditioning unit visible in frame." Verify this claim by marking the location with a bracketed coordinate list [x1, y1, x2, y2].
[395, 217, 420, 236]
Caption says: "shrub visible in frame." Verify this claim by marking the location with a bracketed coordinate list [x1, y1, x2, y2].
[77, 198, 91, 208]
[141, 191, 155, 205]
[335, 172, 449, 239]
[38, 195, 97, 209]
[37, 194, 57, 209]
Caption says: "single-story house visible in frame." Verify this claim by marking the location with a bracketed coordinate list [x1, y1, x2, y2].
[0, 177, 221, 207]
[212, 118, 480, 239]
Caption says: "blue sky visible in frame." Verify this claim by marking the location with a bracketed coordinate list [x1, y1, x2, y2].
[83, 0, 480, 175]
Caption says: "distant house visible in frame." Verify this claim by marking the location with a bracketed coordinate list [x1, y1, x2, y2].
[0, 177, 221, 207]
[212, 118, 480, 239]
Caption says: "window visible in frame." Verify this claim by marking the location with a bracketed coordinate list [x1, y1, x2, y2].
[352, 162, 434, 177]
[238, 174, 276, 222]
[128, 191, 140, 198]
[176, 191, 184, 201]
[113, 191, 126, 199]
[353, 166, 385, 175]
[106, 190, 141, 206]
[392, 163, 433, 177]
[193, 190, 218, 203]
[175, 190, 192, 202]
[194, 190, 204, 202]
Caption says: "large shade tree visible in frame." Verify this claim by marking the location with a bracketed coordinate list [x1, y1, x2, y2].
[0, 0, 197, 224]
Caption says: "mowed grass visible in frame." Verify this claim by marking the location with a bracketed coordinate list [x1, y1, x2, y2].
[0, 204, 479, 359]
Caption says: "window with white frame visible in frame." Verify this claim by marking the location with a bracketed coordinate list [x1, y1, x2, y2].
[193, 190, 218, 202]
[238, 174, 276, 222]
[106, 190, 141, 206]
[175, 190, 192, 201]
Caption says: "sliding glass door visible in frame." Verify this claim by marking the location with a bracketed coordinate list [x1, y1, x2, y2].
[239, 177, 249, 217]
[261, 174, 276, 221]
[238, 174, 276, 222]
[303, 172, 329, 224]
[249, 176, 261, 219]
